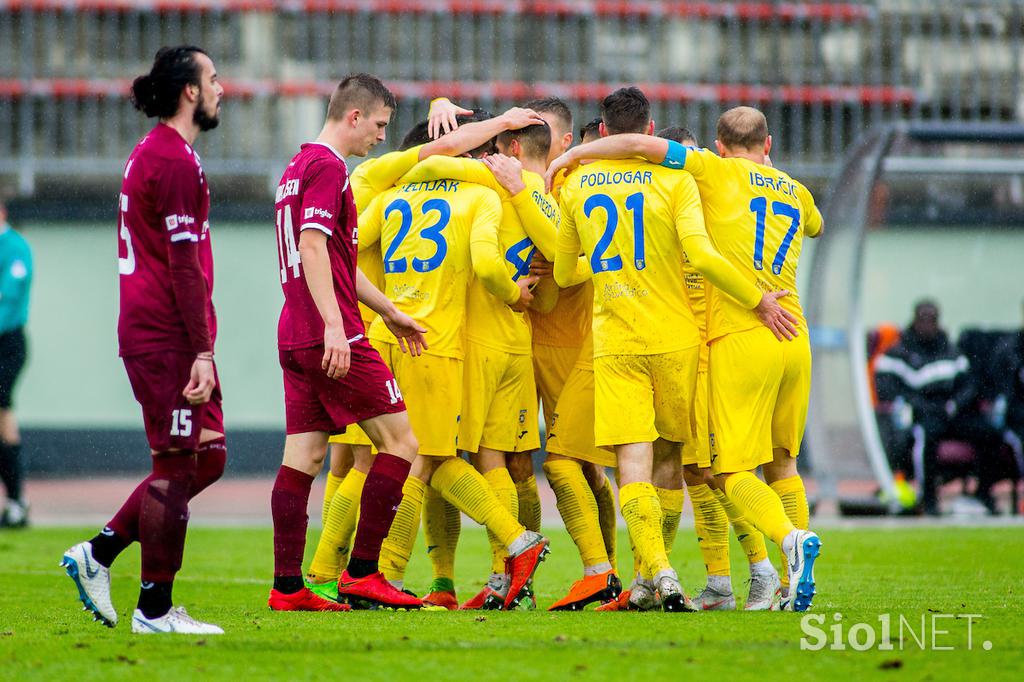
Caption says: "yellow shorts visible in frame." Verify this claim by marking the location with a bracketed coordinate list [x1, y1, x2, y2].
[707, 327, 811, 475]
[532, 343, 580, 433]
[372, 340, 463, 457]
[681, 370, 711, 469]
[328, 424, 373, 447]
[593, 347, 699, 448]
[546, 366, 615, 468]
[460, 344, 540, 453]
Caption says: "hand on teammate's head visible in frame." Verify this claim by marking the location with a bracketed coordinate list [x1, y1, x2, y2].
[427, 97, 474, 140]
[501, 107, 547, 131]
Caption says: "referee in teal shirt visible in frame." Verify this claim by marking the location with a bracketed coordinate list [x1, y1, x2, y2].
[0, 199, 32, 528]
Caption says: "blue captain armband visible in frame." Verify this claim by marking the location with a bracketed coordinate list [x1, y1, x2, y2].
[660, 140, 692, 170]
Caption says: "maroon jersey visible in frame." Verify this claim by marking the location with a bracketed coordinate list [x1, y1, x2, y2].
[275, 142, 363, 351]
[117, 123, 215, 356]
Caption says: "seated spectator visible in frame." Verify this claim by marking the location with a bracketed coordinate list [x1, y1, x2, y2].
[994, 308, 1024, 507]
[874, 300, 990, 515]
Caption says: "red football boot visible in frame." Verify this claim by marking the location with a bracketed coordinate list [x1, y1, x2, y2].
[422, 590, 459, 610]
[268, 587, 351, 612]
[459, 580, 507, 610]
[337, 571, 423, 610]
[503, 532, 550, 610]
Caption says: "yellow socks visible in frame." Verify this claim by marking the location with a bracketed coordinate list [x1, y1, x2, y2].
[322, 471, 343, 526]
[592, 473, 618, 572]
[379, 476, 426, 583]
[482, 468, 519, 574]
[723, 472, 795, 547]
[713, 487, 768, 564]
[422, 486, 460, 593]
[544, 459, 608, 569]
[770, 475, 809, 589]
[307, 468, 366, 583]
[619, 482, 670, 578]
[655, 487, 684, 558]
[770, 475, 809, 531]
[432, 457, 525, 549]
[687, 483, 730, 576]
[516, 475, 542, 533]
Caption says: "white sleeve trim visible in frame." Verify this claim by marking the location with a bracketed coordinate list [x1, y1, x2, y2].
[170, 231, 199, 243]
[874, 354, 968, 389]
[300, 222, 333, 236]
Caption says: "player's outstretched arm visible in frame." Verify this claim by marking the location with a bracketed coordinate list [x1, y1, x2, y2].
[682, 233, 799, 341]
[354, 269, 428, 356]
[400, 156, 501, 193]
[297, 229, 351, 378]
[544, 134, 669, 192]
[419, 107, 547, 161]
[485, 156, 560, 261]
[469, 191, 524, 308]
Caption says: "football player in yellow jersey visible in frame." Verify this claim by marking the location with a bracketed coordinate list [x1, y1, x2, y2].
[534, 117, 627, 611]
[395, 122, 561, 609]
[357, 127, 550, 612]
[305, 106, 549, 600]
[552, 88, 795, 612]
[546, 105, 823, 613]
[517, 100, 612, 542]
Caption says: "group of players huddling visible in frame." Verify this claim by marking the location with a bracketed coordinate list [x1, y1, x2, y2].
[59, 45, 823, 634]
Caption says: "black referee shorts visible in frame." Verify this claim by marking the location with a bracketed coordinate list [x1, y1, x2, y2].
[0, 328, 27, 409]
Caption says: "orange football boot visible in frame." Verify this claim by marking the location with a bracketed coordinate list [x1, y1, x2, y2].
[549, 571, 622, 611]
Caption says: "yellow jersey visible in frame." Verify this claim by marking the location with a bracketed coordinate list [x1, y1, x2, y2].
[681, 253, 709, 370]
[400, 157, 558, 355]
[662, 143, 822, 342]
[357, 177, 506, 359]
[351, 146, 423, 328]
[555, 159, 707, 358]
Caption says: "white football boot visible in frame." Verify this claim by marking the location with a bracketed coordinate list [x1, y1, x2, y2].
[744, 571, 782, 611]
[132, 607, 224, 635]
[61, 541, 117, 627]
[784, 530, 821, 612]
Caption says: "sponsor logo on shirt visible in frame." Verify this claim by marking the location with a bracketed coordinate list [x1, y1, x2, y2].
[304, 207, 334, 221]
[165, 214, 196, 231]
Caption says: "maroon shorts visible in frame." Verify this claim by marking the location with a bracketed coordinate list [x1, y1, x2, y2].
[123, 351, 225, 452]
[279, 338, 406, 436]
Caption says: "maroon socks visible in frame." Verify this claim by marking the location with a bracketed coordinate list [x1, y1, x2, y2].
[92, 439, 226, 567]
[139, 451, 197, 583]
[347, 453, 412, 578]
[271, 464, 314, 579]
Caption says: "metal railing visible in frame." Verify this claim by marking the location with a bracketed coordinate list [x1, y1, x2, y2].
[1, 0, 1021, 199]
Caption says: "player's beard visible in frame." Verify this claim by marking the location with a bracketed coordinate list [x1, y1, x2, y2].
[193, 87, 220, 132]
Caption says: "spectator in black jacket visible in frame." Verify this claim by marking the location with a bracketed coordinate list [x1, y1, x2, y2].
[874, 301, 983, 515]
[996, 326, 1024, 495]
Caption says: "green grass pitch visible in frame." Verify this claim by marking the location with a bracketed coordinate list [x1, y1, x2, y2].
[1, 525, 1021, 680]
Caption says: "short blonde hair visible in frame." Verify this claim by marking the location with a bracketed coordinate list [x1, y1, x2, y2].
[716, 106, 768, 150]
